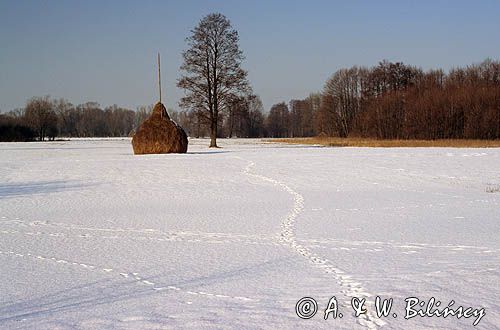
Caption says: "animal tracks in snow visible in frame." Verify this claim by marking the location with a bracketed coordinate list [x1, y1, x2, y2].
[0, 216, 268, 306]
[0, 249, 258, 303]
[239, 158, 385, 329]
[0, 218, 281, 247]
[299, 238, 500, 255]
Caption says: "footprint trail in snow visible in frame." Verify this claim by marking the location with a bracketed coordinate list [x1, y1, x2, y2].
[240, 158, 385, 329]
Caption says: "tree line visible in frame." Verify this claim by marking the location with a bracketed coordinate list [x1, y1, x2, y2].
[266, 59, 499, 140]
[0, 94, 266, 141]
[187, 57, 499, 141]
[1, 58, 498, 142]
[0, 97, 139, 141]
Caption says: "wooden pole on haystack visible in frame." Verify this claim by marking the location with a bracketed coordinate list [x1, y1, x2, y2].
[157, 52, 163, 118]
[158, 52, 162, 100]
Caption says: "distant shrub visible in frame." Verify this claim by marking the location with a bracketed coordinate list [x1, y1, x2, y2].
[486, 184, 500, 193]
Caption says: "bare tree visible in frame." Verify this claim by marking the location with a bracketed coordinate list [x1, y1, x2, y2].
[178, 13, 250, 147]
[135, 105, 152, 130]
[266, 102, 289, 138]
[246, 95, 265, 137]
[53, 98, 75, 137]
[321, 67, 364, 137]
[24, 96, 58, 141]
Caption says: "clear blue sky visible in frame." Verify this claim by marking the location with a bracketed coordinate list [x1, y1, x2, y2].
[1, 0, 499, 113]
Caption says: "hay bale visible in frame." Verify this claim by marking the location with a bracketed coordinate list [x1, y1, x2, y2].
[132, 102, 188, 154]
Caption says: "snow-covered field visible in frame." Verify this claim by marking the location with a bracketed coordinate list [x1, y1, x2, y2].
[0, 138, 499, 329]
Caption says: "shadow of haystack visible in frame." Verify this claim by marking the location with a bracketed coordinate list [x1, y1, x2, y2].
[132, 102, 188, 154]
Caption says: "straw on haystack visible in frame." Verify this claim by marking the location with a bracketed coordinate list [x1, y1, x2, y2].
[132, 102, 188, 154]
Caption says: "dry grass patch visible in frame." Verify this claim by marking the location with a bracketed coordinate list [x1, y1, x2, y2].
[267, 137, 500, 148]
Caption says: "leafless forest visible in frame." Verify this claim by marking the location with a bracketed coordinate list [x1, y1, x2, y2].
[1, 59, 498, 142]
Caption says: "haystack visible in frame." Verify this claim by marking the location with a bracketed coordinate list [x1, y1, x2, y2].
[132, 102, 188, 154]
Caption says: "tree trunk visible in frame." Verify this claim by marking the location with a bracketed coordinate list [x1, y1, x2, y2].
[209, 118, 218, 147]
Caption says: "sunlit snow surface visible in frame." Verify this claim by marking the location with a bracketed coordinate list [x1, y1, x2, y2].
[0, 138, 499, 329]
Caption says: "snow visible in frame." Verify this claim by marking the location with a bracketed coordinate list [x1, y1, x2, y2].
[0, 138, 499, 329]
